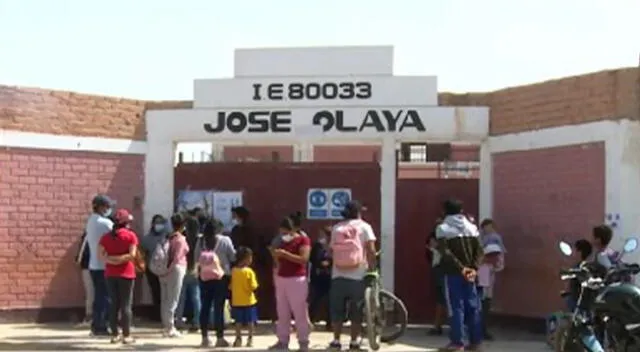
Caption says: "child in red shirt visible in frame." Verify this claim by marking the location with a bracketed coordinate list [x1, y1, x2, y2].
[98, 209, 139, 344]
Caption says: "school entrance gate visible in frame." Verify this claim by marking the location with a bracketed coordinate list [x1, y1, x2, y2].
[147, 46, 489, 322]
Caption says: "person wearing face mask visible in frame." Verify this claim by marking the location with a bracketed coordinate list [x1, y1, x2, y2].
[308, 226, 332, 330]
[85, 194, 115, 336]
[141, 214, 168, 322]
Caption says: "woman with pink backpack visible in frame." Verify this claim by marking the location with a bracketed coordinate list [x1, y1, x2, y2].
[195, 219, 236, 348]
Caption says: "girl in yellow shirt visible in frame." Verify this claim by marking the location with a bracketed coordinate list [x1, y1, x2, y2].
[230, 247, 259, 347]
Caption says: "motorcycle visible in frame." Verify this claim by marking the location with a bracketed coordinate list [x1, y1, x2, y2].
[554, 237, 640, 352]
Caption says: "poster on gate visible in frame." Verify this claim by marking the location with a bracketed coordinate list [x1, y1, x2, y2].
[212, 191, 243, 232]
[175, 189, 214, 215]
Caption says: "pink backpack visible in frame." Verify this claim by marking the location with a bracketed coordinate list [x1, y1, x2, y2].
[199, 238, 223, 281]
[331, 219, 364, 270]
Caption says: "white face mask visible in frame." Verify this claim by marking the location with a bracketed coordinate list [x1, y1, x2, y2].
[317, 237, 327, 245]
[281, 234, 293, 243]
[103, 208, 112, 217]
[153, 224, 165, 233]
[231, 219, 239, 226]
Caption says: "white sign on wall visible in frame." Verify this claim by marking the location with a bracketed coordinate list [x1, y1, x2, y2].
[212, 191, 243, 232]
[152, 106, 489, 142]
[194, 76, 438, 108]
[307, 188, 352, 220]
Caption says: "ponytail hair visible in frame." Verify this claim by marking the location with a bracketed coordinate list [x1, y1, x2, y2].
[111, 222, 126, 237]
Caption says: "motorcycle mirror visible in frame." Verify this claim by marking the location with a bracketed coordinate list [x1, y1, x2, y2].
[623, 238, 638, 253]
[559, 241, 573, 256]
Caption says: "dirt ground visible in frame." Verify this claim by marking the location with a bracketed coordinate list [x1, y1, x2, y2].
[0, 322, 549, 351]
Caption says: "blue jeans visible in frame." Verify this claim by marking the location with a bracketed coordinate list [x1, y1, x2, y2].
[444, 274, 482, 346]
[200, 276, 230, 339]
[176, 273, 201, 326]
[90, 270, 110, 333]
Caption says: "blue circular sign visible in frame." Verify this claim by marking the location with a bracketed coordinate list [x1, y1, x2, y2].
[309, 190, 327, 208]
[331, 191, 350, 207]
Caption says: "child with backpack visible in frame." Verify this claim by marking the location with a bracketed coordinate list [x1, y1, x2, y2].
[477, 243, 504, 341]
[230, 247, 259, 347]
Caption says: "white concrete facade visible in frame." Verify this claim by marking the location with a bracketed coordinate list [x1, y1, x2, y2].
[479, 119, 640, 263]
[0, 130, 147, 155]
[145, 46, 490, 292]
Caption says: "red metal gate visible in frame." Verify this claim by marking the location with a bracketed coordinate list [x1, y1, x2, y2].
[394, 179, 479, 323]
[174, 162, 381, 320]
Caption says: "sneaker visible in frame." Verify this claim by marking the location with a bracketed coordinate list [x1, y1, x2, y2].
[110, 335, 122, 344]
[484, 332, 494, 341]
[268, 341, 289, 350]
[233, 337, 242, 347]
[328, 340, 341, 351]
[164, 328, 182, 338]
[188, 325, 199, 333]
[349, 341, 363, 351]
[439, 344, 465, 351]
[200, 337, 212, 347]
[122, 336, 136, 345]
[429, 326, 444, 335]
[215, 338, 230, 348]
[246, 337, 253, 347]
[298, 340, 310, 352]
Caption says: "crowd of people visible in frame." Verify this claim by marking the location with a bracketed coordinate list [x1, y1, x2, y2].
[75, 194, 377, 351]
[81, 193, 615, 351]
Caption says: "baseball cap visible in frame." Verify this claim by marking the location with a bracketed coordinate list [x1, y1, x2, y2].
[484, 243, 503, 255]
[92, 194, 114, 207]
[114, 209, 133, 224]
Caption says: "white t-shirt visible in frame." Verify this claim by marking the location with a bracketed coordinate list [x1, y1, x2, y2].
[330, 219, 376, 281]
[85, 213, 114, 270]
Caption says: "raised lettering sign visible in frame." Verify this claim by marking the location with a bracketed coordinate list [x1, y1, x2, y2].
[252, 81, 372, 101]
[312, 110, 426, 132]
[203, 111, 292, 134]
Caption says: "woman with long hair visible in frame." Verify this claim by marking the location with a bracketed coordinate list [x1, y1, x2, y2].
[269, 217, 312, 351]
[196, 218, 236, 347]
[98, 209, 138, 344]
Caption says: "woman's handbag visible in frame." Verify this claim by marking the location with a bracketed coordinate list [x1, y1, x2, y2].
[134, 246, 146, 273]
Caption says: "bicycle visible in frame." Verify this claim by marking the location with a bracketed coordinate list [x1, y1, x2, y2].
[361, 252, 409, 351]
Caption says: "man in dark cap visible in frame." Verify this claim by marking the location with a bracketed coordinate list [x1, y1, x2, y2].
[85, 194, 115, 336]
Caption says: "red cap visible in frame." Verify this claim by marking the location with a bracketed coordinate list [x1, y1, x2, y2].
[114, 209, 133, 224]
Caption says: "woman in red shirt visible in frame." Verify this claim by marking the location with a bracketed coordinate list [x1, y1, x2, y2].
[269, 217, 311, 351]
[98, 209, 139, 344]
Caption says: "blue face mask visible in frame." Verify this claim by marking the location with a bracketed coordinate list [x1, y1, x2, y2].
[153, 224, 165, 233]
[103, 208, 112, 217]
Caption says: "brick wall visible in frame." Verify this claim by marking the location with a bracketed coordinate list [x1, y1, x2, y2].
[439, 67, 639, 135]
[223, 145, 294, 162]
[313, 145, 381, 162]
[491, 142, 605, 317]
[0, 148, 144, 310]
[2, 66, 637, 140]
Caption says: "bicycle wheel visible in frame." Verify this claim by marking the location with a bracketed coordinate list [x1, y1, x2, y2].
[379, 289, 409, 343]
[364, 286, 381, 351]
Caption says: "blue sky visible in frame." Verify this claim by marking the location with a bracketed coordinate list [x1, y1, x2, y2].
[1, 0, 638, 101]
